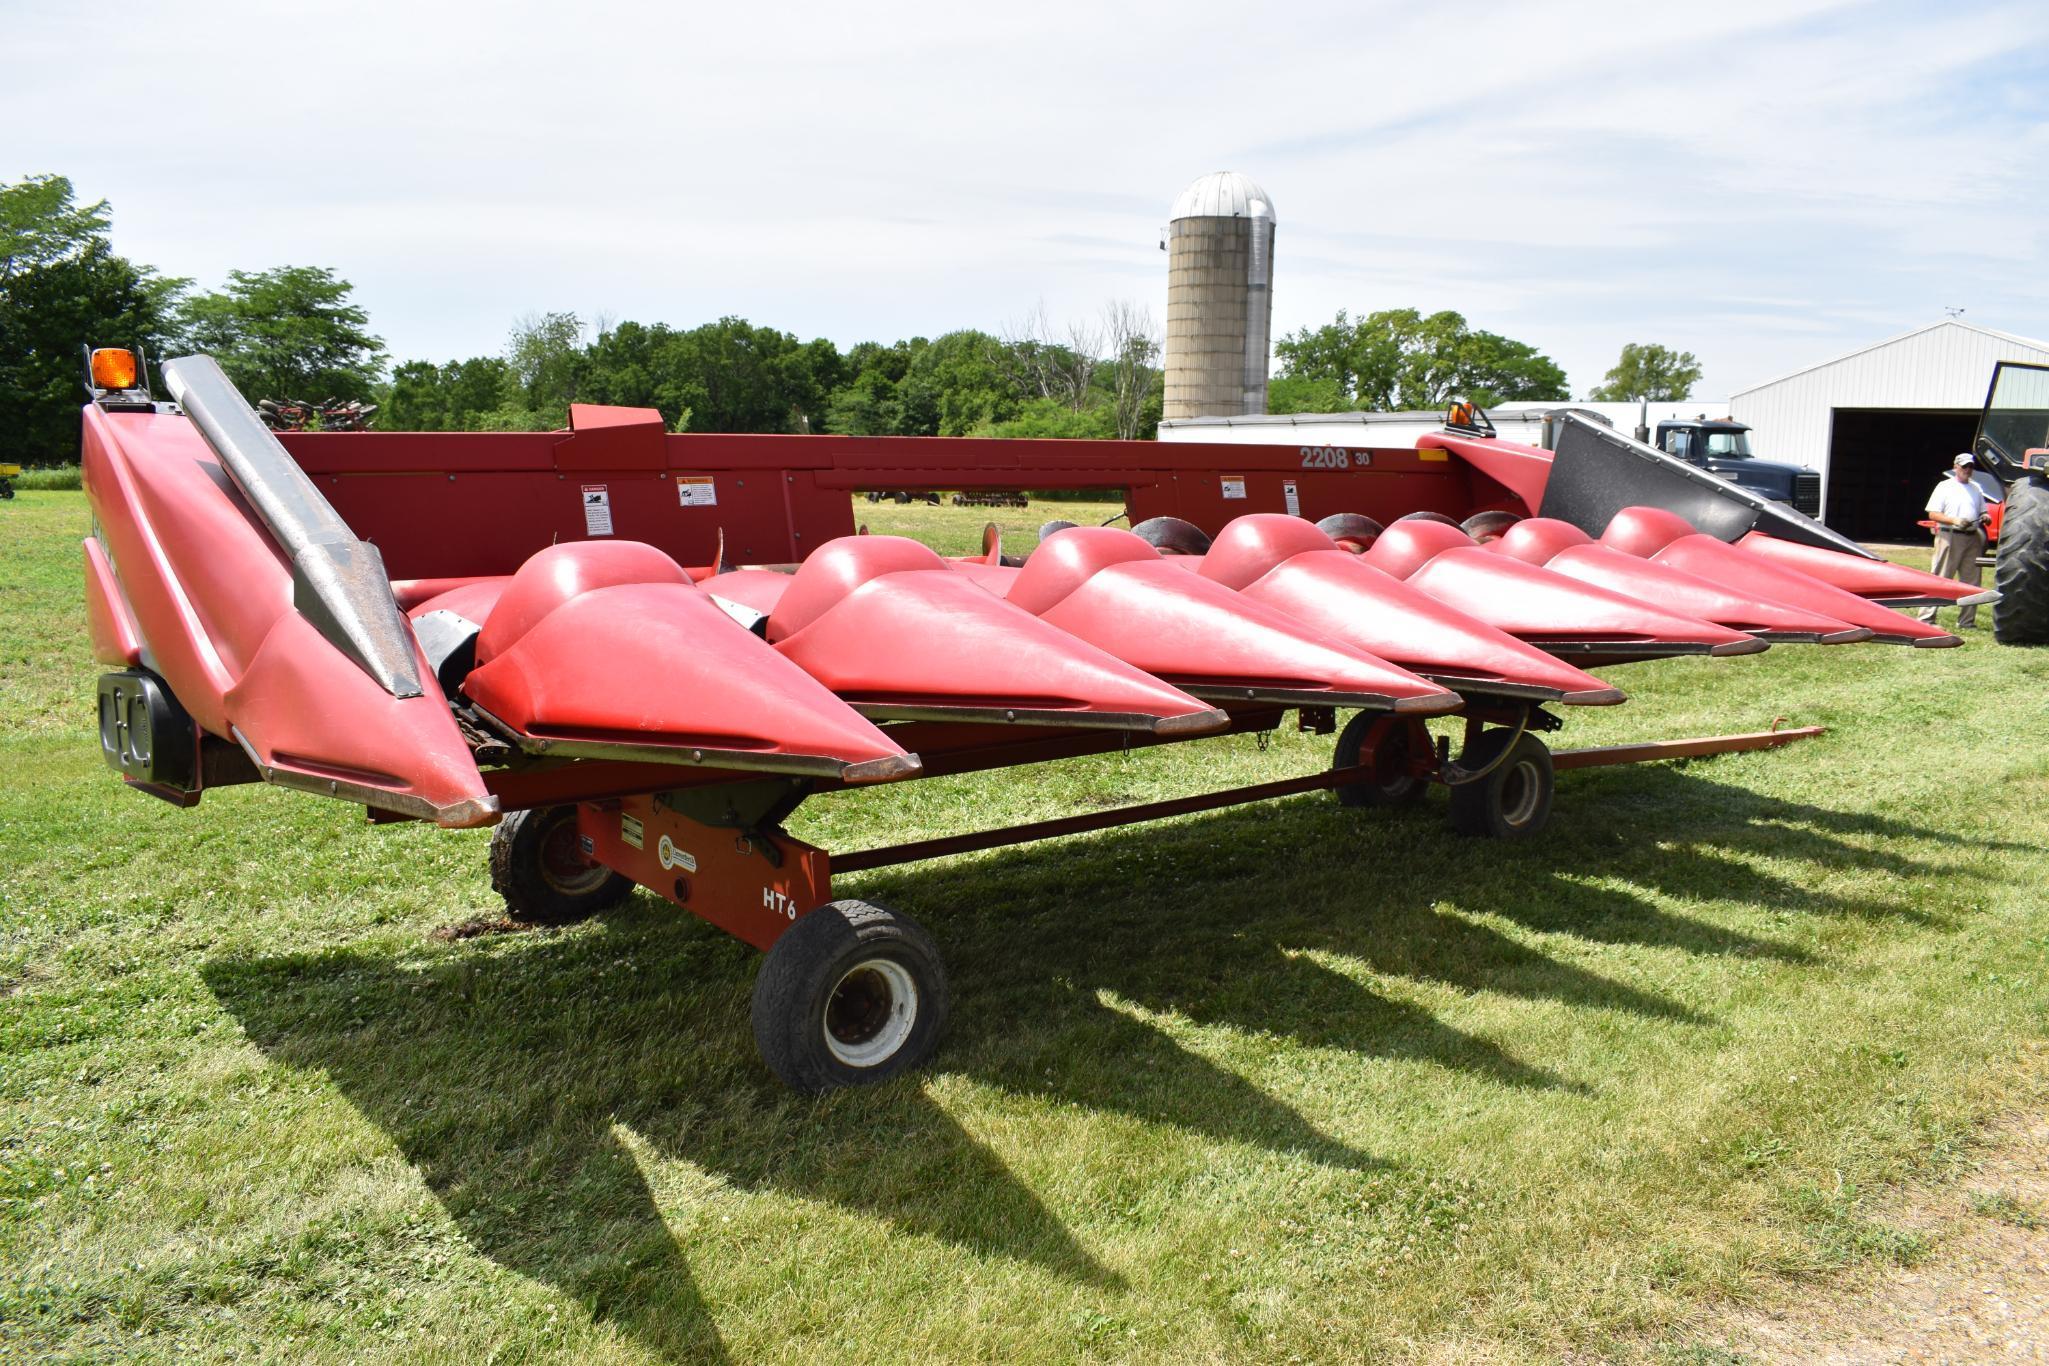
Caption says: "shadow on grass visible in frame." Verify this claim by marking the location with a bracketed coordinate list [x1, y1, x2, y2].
[202, 757, 1983, 1360]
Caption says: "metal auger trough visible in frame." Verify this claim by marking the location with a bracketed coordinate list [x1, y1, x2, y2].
[79, 354, 1988, 1090]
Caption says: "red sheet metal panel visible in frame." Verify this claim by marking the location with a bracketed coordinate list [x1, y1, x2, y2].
[83, 407, 493, 824]
[579, 796, 832, 952]
[1364, 520, 1765, 661]
[552, 405, 668, 472]
[1735, 531, 1985, 604]
[1601, 507, 1961, 647]
[1490, 519, 1867, 642]
[995, 526, 1457, 711]
[1416, 431, 1553, 515]
[83, 536, 144, 667]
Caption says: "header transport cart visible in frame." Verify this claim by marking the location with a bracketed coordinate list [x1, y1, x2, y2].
[79, 350, 1989, 1089]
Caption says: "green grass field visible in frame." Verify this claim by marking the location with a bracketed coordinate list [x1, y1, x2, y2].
[4, 488, 2044, 1362]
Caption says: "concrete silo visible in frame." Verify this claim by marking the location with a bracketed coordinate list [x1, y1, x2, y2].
[1162, 171, 1276, 420]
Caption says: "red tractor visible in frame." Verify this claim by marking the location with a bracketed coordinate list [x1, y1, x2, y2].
[1974, 361, 2049, 645]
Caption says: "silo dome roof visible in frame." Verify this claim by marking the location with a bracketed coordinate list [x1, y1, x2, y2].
[1170, 171, 1275, 222]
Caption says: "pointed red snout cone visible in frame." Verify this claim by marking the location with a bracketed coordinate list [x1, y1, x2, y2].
[1364, 519, 1769, 665]
[1601, 508, 1961, 647]
[1004, 527, 1459, 713]
[461, 545, 919, 783]
[1198, 515, 1626, 704]
[1734, 530, 1995, 607]
[1490, 518, 1871, 644]
[739, 536, 1227, 733]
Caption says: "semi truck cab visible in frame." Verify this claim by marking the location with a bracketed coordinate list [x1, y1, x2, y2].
[1654, 418, 1820, 516]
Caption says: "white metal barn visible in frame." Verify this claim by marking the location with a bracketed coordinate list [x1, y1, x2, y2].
[1729, 319, 2049, 540]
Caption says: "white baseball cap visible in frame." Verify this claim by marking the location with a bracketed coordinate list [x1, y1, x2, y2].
[1953, 452, 1976, 467]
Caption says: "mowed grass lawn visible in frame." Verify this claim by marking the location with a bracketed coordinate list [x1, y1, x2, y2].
[4, 487, 2046, 1363]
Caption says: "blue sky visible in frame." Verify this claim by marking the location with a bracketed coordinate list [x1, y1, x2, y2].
[8, 0, 2046, 398]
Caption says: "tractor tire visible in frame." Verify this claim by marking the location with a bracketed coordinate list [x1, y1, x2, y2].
[1397, 510, 1462, 527]
[1333, 712, 1427, 808]
[1994, 473, 2049, 646]
[752, 900, 948, 1092]
[489, 805, 634, 924]
[1447, 730, 1554, 839]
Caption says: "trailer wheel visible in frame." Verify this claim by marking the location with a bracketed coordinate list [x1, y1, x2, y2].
[1333, 713, 1426, 807]
[752, 900, 948, 1092]
[1447, 731, 1553, 839]
[489, 805, 634, 924]
[1994, 473, 2049, 646]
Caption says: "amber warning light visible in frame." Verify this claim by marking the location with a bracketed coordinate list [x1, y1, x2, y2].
[91, 348, 139, 391]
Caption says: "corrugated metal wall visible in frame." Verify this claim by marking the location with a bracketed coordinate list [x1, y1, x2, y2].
[1728, 322, 2049, 519]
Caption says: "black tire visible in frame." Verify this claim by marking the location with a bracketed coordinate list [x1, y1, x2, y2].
[1333, 712, 1427, 807]
[1398, 510, 1462, 527]
[1461, 510, 1522, 543]
[0, 484, 14, 500]
[1130, 516, 1213, 555]
[1994, 473, 2049, 646]
[752, 900, 949, 1092]
[489, 805, 634, 924]
[1447, 731, 1554, 839]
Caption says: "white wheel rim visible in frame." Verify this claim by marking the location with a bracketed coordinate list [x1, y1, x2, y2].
[1501, 759, 1542, 826]
[823, 958, 919, 1069]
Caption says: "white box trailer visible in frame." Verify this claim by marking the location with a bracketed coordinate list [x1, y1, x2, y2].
[1157, 399, 1822, 517]
[1156, 401, 1734, 451]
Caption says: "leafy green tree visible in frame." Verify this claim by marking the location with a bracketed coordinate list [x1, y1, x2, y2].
[0, 174, 110, 284]
[0, 175, 185, 464]
[824, 367, 907, 435]
[575, 316, 841, 434]
[179, 266, 385, 401]
[665, 316, 843, 433]
[1266, 374, 1348, 415]
[1272, 310, 1375, 406]
[1274, 307, 1568, 410]
[1587, 342, 1701, 401]
[898, 331, 1017, 436]
[382, 356, 516, 431]
[1454, 328, 1570, 408]
[504, 310, 586, 425]
[824, 340, 922, 435]
[976, 396, 1117, 439]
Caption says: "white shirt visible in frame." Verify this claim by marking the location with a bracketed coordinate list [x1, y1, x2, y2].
[1927, 475, 1987, 527]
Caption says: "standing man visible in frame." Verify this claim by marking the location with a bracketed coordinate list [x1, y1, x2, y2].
[1920, 452, 1989, 628]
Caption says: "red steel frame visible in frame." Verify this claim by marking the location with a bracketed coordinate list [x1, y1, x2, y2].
[282, 413, 1528, 581]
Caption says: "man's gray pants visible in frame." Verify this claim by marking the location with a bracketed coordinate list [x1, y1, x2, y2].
[1919, 529, 1985, 627]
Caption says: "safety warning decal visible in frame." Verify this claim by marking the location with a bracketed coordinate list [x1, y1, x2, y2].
[621, 812, 644, 849]
[1282, 478, 1301, 517]
[582, 484, 614, 535]
[1221, 475, 1247, 500]
[676, 475, 717, 508]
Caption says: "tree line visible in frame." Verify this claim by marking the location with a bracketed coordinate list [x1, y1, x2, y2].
[1270, 309, 1701, 412]
[2, 172, 1700, 465]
